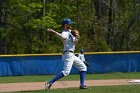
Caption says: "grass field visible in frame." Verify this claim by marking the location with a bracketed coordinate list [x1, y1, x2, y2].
[0, 72, 140, 93]
[0, 72, 140, 83]
[10, 85, 140, 93]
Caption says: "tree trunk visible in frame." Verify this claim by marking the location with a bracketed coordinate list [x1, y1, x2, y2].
[94, 0, 100, 19]
[77, 0, 80, 30]
[43, 0, 46, 16]
[94, 0, 107, 19]
[108, 0, 113, 49]
[126, 0, 136, 50]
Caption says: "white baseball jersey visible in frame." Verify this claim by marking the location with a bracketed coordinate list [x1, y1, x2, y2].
[61, 29, 77, 51]
[78, 53, 86, 62]
[60, 29, 87, 76]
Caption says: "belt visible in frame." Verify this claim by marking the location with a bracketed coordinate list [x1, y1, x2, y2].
[64, 50, 74, 53]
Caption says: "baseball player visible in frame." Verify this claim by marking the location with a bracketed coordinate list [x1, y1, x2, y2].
[45, 18, 88, 90]
[78, 49, 89, 67]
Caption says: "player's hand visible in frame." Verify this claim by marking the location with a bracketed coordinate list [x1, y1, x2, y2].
[47, 29, 54, 32]
[71, 30, 80, 39]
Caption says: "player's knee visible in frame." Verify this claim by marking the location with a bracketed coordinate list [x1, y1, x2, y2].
[84, 65, 87, 71]
[85, 65, 87, 71]
[62, 71, 70, 76]
[81, 64, 87, 71]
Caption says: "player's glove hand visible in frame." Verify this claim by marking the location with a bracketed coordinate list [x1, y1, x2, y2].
[83, 61, 90, 67]
[71, 30, 80, 40]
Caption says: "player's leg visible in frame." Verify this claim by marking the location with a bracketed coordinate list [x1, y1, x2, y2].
[46, 53, 74, 90]
[73, 56, 87, 89]
[61, 53, 75, 76]
[48, 72, 64, 85]
[45, 72, 65, 90]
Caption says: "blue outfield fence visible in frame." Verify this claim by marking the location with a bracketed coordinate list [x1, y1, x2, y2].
[0, 51, 140, 76]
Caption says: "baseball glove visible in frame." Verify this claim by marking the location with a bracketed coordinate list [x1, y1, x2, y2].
[71, 30, 80, 39]
[83, 61, 90, 67]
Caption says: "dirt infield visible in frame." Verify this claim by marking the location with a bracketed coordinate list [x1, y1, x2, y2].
[0, 79, 137, 92]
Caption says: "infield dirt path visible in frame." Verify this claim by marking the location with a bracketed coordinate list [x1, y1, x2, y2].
[0, 79, 137, 92]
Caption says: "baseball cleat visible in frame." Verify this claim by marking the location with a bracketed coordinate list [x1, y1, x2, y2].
[79, 85, 88, 89]
[45, 82, 52, 90]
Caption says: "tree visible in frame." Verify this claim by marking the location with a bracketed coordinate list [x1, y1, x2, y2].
[0, 0, 140, 54]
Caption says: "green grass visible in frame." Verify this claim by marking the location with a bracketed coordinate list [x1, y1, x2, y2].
[1, 72, 140, 93]
[9, 85, 140, 93]
[0, 72, 140, 84]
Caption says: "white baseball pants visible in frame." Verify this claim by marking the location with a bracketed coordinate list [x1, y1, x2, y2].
[62, 52, 87, 76]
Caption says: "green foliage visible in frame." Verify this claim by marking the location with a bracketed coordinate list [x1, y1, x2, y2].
[0, 0, 140, 54]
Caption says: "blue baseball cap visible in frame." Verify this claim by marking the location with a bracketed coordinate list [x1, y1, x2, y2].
[62, 18, 74, 25]
[80, 49, 84, 53]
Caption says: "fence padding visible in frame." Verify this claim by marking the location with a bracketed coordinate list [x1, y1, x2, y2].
[0, 52, 140, 76]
